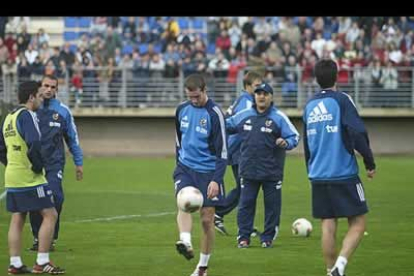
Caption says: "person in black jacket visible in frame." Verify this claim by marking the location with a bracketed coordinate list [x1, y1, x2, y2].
[226, 82, 300, 248]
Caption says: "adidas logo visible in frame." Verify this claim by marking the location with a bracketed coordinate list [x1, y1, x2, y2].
[307, 101, 333, 124]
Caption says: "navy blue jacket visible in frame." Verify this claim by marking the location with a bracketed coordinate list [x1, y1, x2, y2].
[36, 98, 83, 172]
[303, 90, 375, 182]
[226, 104, 300, 181]
[175, 98, 228, 185]
[0, 107, 44, 173]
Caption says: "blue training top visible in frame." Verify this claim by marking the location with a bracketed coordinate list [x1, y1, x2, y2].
[175, 98, 227, 185]
[303, 90, 375, 182]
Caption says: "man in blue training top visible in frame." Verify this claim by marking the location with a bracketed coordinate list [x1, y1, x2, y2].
[0, 81, 65, 274]
[303, 59, 376, 276]
[174, 74, 227, 276]
[29, 74, 83, 251]
[214, 70, 263, 236]
[226, 82, 300, 248]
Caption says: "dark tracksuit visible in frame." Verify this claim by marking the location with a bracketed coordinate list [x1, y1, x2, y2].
[29, 98, 83, 240]
[226, 104, 300, 243]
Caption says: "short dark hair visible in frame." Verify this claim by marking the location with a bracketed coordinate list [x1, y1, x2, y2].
[41, 74, 59, 88]
[314, 59, 337, 89]
[184, 74, 206, 91]
[18, 81, 40, 104]
[243, 71, 263, 89]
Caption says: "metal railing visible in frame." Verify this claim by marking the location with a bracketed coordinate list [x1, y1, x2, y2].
[1, 67, 414, 114]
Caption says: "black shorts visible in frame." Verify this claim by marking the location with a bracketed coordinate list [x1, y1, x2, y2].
[6, 184, 55, 213]
[312, 177, 368, 219]
[173, 163, 225, 207]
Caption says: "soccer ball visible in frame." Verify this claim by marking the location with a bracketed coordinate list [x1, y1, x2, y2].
[176, 186, 204, 213]
[292, 218, 313, 237]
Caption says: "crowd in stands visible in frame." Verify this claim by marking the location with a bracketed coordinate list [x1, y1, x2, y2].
[0, 16, 414, 107]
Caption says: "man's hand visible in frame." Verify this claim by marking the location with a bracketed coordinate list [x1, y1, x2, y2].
[76, 165, 83, 181]
[207, 181, 219, 199]
[366, 169, 375, 180]
[276, 138, 288, 148]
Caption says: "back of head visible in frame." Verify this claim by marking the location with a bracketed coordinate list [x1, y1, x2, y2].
[18, 81, 40, 104]
[184, 74, 206, 91]
[314, 59, 337, 89]
[243, 71, 263, 89]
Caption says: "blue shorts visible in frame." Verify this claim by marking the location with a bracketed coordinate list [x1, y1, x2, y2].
[173, 163, 225, 207]
[312, 177, 368, 219]
[6, 184, 55, 213]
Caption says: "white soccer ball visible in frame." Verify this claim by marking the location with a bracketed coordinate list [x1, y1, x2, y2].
[292, 218, 313, 237]
[176, 186, 204, 213]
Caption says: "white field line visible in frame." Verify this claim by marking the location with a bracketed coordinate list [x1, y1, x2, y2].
[0, 190, 6, 202]
[74, 211, 176, 223]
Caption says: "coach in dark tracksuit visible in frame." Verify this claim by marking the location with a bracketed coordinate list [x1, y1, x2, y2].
[226, 82, 300, 248]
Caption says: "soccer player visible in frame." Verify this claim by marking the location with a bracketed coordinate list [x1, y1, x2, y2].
[226, 82, 300, 248]
[214, 70, 263, 236]
[0, 81, 65, 274]
[29, 74, 83, 251]
[303, 59, 376, 276]
[173, 74, 227, 276]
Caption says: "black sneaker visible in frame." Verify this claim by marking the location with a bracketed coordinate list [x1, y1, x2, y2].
[175, 240, 194, 260]
[8, 265, 31, 274]
[261, 241, 273, 248]
[214, 215, 228, 235]
[250, 227, 261, 237]
[330, 267, 345, 276]
[237, 239, 250, 248]
[28, 239, 38, 251]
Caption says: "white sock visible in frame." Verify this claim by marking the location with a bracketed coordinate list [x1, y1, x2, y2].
[180, 232, 192, 246]
[10, 256, 23, 268]
[334, 256, 348, 275]
[36, 253, 50, 265]
[198, 253, 210, 267]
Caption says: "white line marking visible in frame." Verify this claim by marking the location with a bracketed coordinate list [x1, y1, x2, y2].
[74, 211, 176, 223]
[0, 190, 6, 202]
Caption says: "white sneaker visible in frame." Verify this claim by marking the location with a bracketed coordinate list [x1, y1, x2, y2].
[190, 266, 208, 276]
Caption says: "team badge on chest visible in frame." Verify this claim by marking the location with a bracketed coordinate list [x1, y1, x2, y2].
[53, 113, 59, 120]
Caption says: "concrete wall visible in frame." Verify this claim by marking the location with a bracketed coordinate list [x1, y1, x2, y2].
[75, 117, 414, 157]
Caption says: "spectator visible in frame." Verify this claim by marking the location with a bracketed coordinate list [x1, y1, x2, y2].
[59, 42, 75, 68]
[149, 17, 164, 43]
[0, 37, 10, 65]
[30, 56, 45, 81]
[123, 17, 137, 39]
[105, 26, 122, 59]
[228, 19, 242, 48]
[281, 55, 299, 107]
[162, 17, 180, 46]
[17, 25, 31, 51]
[36, 28, 50, 46]
[208, 50, 230, 78]
[215, 29, 231, 59]
[107, 17, 120, 29]
[24, 44, 38, 65]
[266, 41, 283, 66]
[177, 29, 195, 49]
[312, 17, 324, 34]
[345, 21, 360, 45]
[338, 17, 352, 39]
[17, 56, 32, 79]
[136, 17, 150, 43]
[4, 32, 16, 53]
[90, 17, 107, 34]
[280, 17, 301, 48]
[311, 32, 326, 58]
[44, 60, 55, 76]
[242, 17, 255, 39]
[71, 71, 83, 107]
[0, 17, 7, 39]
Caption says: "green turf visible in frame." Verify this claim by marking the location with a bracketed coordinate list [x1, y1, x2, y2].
[0, 156, 413, 275]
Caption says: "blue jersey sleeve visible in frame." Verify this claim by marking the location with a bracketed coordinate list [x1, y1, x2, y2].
[63, 109, 83, 166]
[17, 110, 44, 173]
[210, 106, 228, 185]
[174, 102, 187, 164]
[0, 119, 6, 165]
[276, 110, 300, 150]
[340, 94, 375, 170]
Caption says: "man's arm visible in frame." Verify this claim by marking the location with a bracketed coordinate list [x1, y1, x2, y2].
[341, 94, 376, 172]
[276, 110, 300, 150]
[63, 109, 83, 180]
[0, 119, 7, 165]
[18, 111, 44, 174]
[174, 105, 183, 164]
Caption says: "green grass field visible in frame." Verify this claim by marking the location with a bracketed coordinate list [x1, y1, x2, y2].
[0, 156, 414, 276]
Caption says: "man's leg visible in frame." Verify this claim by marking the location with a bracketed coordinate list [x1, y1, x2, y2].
[331, 214, 366, 276]
[9, 213, 26, 259]
[321, 218, 338, 272]
[176, 209, 194, 260]
[216, 164, 241, 217]
[29, 211, 42, 249]
[190, 206, 215, 275]
[237, 179, 260, 244]
[260, 180, 281, 246]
